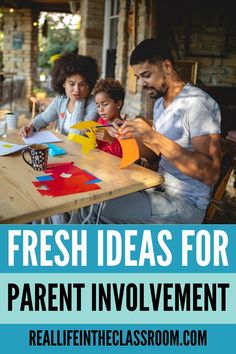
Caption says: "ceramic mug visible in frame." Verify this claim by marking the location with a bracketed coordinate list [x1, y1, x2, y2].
[0, 120, 7, 137]
[5, 112, 18, 129]
[22, 144, 49, 171]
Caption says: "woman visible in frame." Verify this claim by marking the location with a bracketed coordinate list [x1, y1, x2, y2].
[20, 52, 99, 137]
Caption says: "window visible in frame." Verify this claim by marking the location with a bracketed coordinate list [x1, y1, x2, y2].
[102, 0, 120, 78]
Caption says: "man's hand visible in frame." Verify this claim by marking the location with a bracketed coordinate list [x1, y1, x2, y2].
[118, 118, 156, 143]
[19, 122, 34, 138]
[107, 118, 126, 138]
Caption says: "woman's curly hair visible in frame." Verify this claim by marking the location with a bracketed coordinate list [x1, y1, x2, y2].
[93, 78, 125, 105]
[50, 52, 99, 95]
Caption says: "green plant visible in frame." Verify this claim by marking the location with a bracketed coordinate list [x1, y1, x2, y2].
[38, 14, 79, 69]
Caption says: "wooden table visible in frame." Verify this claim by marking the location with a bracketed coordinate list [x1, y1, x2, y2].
[0, 129, 164, 224]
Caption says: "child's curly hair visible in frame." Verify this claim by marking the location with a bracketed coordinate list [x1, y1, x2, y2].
[51, 52, 99, 95]
[93, 78, 125, 107]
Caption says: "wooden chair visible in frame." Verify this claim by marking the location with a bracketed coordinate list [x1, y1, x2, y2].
[0, 109, 10, 120]
[175, 60, 198, 85]
[203, 138, 236, 223]
[29, 96, 53, 118]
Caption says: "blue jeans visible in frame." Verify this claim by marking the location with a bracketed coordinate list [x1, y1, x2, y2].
[71, 189, 206, 224]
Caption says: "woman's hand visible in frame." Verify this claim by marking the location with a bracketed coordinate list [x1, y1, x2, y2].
[19, 122, 34, 138]
[95, 128, 114, 144]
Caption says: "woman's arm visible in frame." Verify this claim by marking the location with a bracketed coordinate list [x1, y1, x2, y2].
[31, 97, 59, 131]
[19, 97, 59, 137]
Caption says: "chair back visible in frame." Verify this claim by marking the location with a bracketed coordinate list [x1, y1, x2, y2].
[203, 138, 236, 223]
[0, 109, 10, 120]
[175, 60, 198, 85]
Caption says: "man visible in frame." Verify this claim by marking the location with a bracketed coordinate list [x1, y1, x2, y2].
[76, 38, 221, 224]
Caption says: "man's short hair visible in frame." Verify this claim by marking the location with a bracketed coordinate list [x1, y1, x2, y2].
[130, 38, 174, 66]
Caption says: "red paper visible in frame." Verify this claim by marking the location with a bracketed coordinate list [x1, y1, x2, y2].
[33, 162, 101, 197]
[33, 176, 100, 197]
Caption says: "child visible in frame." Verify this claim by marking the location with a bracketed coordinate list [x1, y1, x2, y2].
[93, 78, 126, 158]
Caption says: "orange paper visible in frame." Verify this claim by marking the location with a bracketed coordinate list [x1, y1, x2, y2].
[118, 138, 139, 168]
[69, 121, 140, 168]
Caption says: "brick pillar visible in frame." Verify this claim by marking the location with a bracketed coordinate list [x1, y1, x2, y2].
[115, 0, 129, 84]
[2, 8, 39, 102]
[79, 0, 104, 72]
[122, 0, 153, 118]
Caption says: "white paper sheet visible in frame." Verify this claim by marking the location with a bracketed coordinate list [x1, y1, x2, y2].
[0, 141, 26, 156]
[22, 130, 62, 144]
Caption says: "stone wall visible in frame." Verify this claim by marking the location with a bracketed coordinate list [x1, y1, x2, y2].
[79, 0, 104, 73]
[119, 0, 155, 118]
[118, 1, 236, 118]
[2, 8, 38, 105]
[1, 1, 235, 119]
[78, 0, 156, 118]
[159, 3, 236, 88]
[170, 23, 236, 87]
[115, 0, 128, 86]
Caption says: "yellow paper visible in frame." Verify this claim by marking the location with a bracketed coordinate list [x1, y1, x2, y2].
[67, 133, 96, 154]
[69, 121, 140, 167]
[70, 121, 99, 130]
[118, 138, 139, 168]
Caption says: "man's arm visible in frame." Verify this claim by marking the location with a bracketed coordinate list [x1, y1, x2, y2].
[119, 118, 222, 186]
[135, 139, 160, 165]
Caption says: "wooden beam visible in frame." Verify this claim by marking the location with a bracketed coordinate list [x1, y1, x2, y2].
[0, 0, 72, 13]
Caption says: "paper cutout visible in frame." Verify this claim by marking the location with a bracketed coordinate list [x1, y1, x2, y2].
[33, 177, 100, 197]
[68, 121, 99, 154]
[0, 141, 26, 156]
[83, 169, 102, 184]
[36, 175, 54, 182]
[118, 138, 139, 168]
[70, 121, 99, 130]
[44, 162, 73, 169]
[37, 185, 49, 190]
[60, 173, 72, 178]
[33, 162, 101, 197]
[85, 178, 102, 184]
[69, 121, 140, 168]
[68, 132, 96, 154]
[48, 143, 66, 156]
[45, 163, 97, 182]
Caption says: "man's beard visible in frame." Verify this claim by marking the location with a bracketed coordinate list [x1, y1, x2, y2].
[145, 86, 167, 99]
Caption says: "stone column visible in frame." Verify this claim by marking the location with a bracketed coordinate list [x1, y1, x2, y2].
[115, 0, 129, 85]
[79, 0, 105, 72]
[2, 8, 39, 107]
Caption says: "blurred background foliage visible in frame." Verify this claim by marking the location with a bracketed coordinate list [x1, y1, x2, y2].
[38, 12, 80, 69]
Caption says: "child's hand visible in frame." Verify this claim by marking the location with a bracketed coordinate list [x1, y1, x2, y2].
[108, 118, 125, 138]
[95, 128, 114, 144]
